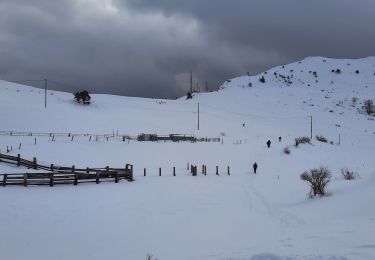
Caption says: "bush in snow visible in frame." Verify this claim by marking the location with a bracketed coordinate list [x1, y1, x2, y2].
[352, 97, 358, 106]
[186, 92, 193, 100]
[283, 146, 291, 154]
[146, 254, 158, 260]
[295, 136, 311, 147]
[362, 99, 375, 115]
[73, 90, 91, 105]
[341, 168, 358, 180]
[355, 70, 360, 74]
[335, 69, 341, 74]
[300, 167, 331, 197]
[259, 76, 266, 83]
[316, 135, 328, 143]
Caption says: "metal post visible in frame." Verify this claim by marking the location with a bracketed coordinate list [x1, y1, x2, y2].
[44, 79, 47, 109]
[198, 102, 200, 131]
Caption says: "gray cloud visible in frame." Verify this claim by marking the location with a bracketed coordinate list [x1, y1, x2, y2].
[0, 0, 375, 98]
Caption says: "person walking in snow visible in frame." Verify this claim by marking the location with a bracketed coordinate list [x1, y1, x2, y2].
[267, 140, 271, 148]
[253, 162, 258, 174]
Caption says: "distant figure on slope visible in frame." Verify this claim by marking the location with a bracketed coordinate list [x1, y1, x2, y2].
[243, 123, 245, 127]
[279, 136, 282, 142]
[267, 140, 271, 148]
[253, 162, 258, 174]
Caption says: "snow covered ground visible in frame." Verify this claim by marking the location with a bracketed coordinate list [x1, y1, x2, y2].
[0, 57, 374, 259]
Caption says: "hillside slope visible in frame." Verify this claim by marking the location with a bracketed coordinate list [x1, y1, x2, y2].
[0, 57, 374, 260]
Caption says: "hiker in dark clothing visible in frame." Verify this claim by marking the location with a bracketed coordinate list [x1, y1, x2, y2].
[278, 136, 282, 142]
[267, 140, 271, 148]
[253, 162, 258, 174]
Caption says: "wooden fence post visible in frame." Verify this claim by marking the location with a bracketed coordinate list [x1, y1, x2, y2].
[50, 164, 54, 171]
[173, 167, 176, 176]
[49, 173, 54, 187]
[23, 173, 28, 187]
[115, 171, 119, 183]
[159, 168, 162, 177]
[216, 166, 219, 175]
[2, 174, 7, 187]
[227, 166, 230, 176]
[144, 168, 146, 177]
[130, 165, 134, 181]
[33, 157, 37, 169]
[96, 172, 100, 184]
[17, 154, 21, 166]
[73, 165, 77, 185]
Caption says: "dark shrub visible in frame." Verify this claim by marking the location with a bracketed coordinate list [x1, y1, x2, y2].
[341, 168, 357, 180]
[300, 167, 331, 197]
[259, 76, 266, 83]
[316, 135, 328, 143]
[73, 90, 91, 105]
[362, 99, 374, 115]
[283, 147, 291, 154]
[295, 137, 311, 147]
[186, 92, 193, 99]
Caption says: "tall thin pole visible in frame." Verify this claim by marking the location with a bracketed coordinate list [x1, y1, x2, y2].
[44, 79, 47, 109]
[191, 70, 193, 93]
[205, 81, 208, 92]
[198, 102, 200, 131]
[310, 116, 313, 139]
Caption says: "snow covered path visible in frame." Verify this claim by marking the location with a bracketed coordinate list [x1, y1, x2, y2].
[1, 169, 374, 260]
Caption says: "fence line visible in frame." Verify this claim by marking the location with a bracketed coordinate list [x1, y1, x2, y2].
[0, 153, 133, 187]
[0, 131, 220, 143]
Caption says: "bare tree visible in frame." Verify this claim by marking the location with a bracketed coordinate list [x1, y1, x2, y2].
[300, 167, 331, 197]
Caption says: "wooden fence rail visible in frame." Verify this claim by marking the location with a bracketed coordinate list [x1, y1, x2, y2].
[0, 153, 133, 187]
[0, 130, 220, 143]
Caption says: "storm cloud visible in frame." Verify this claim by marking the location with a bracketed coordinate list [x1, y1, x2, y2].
[0, 0, 374, 98]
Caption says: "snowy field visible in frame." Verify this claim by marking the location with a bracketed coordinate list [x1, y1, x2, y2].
[0, 57, 375, 259]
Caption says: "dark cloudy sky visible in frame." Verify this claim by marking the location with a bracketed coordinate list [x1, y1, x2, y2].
[1, 0, 375, 98]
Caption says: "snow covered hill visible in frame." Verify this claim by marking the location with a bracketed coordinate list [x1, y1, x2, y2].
[0, 57, 374, 260]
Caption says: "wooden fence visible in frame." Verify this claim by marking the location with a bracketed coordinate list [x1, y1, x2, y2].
[0, 153, 133, 187]
[0, 130, 220, 143]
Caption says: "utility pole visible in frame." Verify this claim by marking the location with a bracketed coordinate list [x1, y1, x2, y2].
[196, 81, 199, 93]
[198, 102, 200, 131]
[191, 70, 193, 93]
[44, 79, 47, 109]
[205, 81, 208, 92]
[310, 116, 313, 139]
